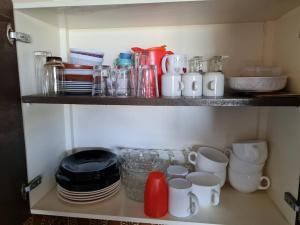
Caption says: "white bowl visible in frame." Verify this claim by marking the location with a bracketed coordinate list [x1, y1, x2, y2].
[70, 53, 103, 66]
[228, 76, 287, 92]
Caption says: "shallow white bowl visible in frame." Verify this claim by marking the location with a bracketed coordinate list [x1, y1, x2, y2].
[228, 76, 287, 92]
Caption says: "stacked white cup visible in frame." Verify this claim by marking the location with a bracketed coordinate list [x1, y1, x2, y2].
[228, 141, 270, 193]
[188, 146, 229, 187]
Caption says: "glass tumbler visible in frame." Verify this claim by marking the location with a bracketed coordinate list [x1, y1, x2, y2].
[43, 56, 64, 95]
[115, 66, 132, 97]
[34, 51, 51, 94]
[92, 65, 110, 96]
[137, 65, 159, 98]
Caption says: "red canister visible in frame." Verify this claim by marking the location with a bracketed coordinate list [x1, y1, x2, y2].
[144, 171, 169, 218]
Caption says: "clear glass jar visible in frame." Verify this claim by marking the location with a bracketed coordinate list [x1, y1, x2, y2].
[43, 57, 64, 95]
[34, 51, 52, 94]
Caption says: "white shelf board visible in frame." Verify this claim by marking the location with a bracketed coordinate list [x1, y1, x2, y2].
[13, 0, 300, 28]
[32, 185, 289, 225]
[12, 0, 202, 9]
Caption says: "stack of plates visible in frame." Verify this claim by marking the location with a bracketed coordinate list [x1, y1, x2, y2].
[57, 180, 120, 204]
[59, 81, 92, 94]
[61, 63, 94, 95]
[56, 148, 120, 204]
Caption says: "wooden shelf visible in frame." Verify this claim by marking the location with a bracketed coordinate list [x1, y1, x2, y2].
[22, 94, 300, 107]
[31, 185, 288, 225]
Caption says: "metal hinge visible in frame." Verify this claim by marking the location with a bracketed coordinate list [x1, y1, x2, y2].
[21, 175, 42, 200]
[285, 192, 300, 213]
[6, 23, 31, 45]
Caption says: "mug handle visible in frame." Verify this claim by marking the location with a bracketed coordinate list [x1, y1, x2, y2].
[207, 80, 215, 91]
[192, 81, 198, 91]
[188, 152, 197, 165]
[223, 147, 232, 158]
[188, 192, 199, 215]
[211, 189, 220, 206]
[258, 176, 271, 190]
[161, 55, 169, 74]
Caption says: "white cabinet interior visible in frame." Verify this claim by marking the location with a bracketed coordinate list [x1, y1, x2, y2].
[13, 1, 300, 224]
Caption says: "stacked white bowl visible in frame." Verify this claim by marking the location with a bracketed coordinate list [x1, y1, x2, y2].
[228, 141, 270, 193]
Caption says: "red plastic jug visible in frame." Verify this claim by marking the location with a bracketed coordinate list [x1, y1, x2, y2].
[144, 171, 169, 218]
[132, 45, 173, 95]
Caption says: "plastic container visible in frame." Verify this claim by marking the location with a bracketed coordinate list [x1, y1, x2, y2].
[70, 53, 103, 66]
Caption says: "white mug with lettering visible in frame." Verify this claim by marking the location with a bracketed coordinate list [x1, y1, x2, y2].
[203, 72, 224, 97]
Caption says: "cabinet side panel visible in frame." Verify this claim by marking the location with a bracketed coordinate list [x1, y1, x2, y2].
[266, 108, 300, 225]
[272, 6, 300, 94]
[14, 11, 67, 207]
[266, 6, 300, 225]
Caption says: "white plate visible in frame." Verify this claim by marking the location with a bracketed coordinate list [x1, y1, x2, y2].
[57, 186, 120, 205]
[57, 180, 120, 196]
[57, 184, 120, 200]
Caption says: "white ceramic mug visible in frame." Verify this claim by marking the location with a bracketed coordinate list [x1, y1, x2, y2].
[188, 147, 229, 173]
[162, 73, 183, 97]
[229, 152, 264, 174]
[182, 73, 202, 97]
[203, 72, 224, 97]
[168, 178, 199, 217]
[228, 168, 271, 193]
[232, 141, 268, 164]
[167, 165, 189, 179]
[162, 54, 188, 75]
[186, 172, 221, 207]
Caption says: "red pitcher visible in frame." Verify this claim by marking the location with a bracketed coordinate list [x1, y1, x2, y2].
[132, 45, 173, 95]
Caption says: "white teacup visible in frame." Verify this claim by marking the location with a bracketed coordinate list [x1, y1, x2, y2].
[186, 172, 221, 207]
[162, 54, 188, 75]
[162, 73, 183, 97]
[229, 152, 264, 174]
[182, 73, 202, 97]
[228, 168, 271, 193]
[232, 141, 268, 164]
[167, 165, 189, 179]
[168, 178, 199, 217]
[188, 147, 229, 173]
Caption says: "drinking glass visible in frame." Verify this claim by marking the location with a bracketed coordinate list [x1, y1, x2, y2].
[34, 51, 52, 94]
[137, 65, 159, 98]
[115, 66, 132, 97]
[106, 69, 117, 96]
[92, 65, 110, 96]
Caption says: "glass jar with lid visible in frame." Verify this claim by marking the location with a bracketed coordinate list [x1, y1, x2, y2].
[43, 57, 64, 95]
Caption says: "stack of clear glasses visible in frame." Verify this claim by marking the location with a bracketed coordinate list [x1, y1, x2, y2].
[92, 52, 159, 98]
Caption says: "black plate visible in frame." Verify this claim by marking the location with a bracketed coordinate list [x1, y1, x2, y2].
[56, 169, 120, 192]
[59, 149, 118, 176]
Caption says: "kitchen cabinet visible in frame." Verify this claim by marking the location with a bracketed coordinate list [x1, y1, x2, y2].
[7, 0, 300, 224]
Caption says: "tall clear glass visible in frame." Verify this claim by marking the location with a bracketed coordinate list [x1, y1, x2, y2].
[115, 66, 132, 97]
[92, 65, 110, 96]
[34, 51, 51, 94]
[137, 65, 159, 98]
